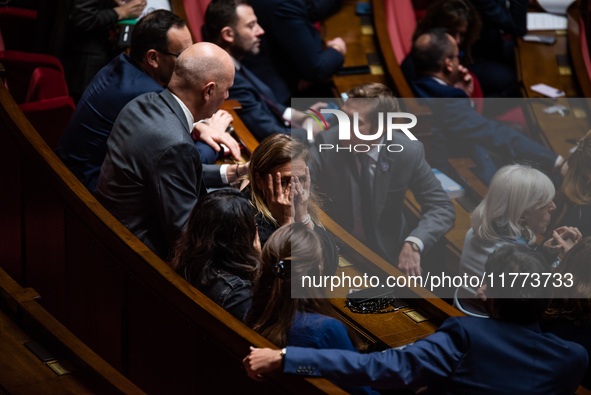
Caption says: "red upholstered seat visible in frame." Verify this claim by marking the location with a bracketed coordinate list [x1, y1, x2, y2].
[19, 97, 75, 150]
[0, 7, 37, 52]
[384, 0, 416, 64]
[25, 67, 69, 102]
[183, 0, 211, 42]
[0, 50, 64, 104]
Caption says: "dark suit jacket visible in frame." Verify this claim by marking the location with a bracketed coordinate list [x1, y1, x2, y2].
[412, 76, 557, 184]
[309, 128, 455, 265]
[285, 316, 589, 394]
[56, 53, 217, 192]
[95, 90, 219, 260]
[243, 0, 344, 105]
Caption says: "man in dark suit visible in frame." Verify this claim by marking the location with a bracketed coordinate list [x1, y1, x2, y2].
[309, 83, 455, 276]
[411, 29, 563, 185]
[244, 244, 588, 394]
[204, 0, 326, 142]
[95, 42, 244, 261]
[56, 10, 240, 192]
[243, 0, 346, 105]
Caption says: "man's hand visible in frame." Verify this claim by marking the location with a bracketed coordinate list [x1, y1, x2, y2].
[194, 110, 241, 160]
[326, 37, 347, 56]
[397, 242, 421, 276]
[227, 162, 249, 184]
[114, 0, 146, 20]
[243, 347, 282, 382]
[453, 65, 474, 97]
[291, 102, 328, 136]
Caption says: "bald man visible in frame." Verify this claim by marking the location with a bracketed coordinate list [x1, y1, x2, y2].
[96, 42, 242, 260]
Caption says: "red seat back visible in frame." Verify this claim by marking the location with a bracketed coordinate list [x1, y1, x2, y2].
[0, 50, 64, 104]
[0, 7, 37, 51]
[384, 0, 416, 64]
[25, 67, 69, 102]
[183, 0, 211, 42]
[19, 97, 75, 150]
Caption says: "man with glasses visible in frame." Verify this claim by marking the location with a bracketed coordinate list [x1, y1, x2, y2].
[410, 28, 562, 185]
[57, 10, 240, 192]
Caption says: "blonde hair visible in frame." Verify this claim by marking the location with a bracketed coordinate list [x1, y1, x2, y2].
[248, 134, 319, 226]
[471, 164, 555, 245]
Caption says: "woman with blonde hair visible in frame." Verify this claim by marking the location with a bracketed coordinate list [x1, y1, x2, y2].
[244, 133, 338, 275]
[551, 130, 591, 237]
[456, 164, 581, 316]
[245, 223, 378, 395]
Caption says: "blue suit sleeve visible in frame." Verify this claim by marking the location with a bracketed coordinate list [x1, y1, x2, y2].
[272, 0, 344, 81]
[284, 317, 466, 391]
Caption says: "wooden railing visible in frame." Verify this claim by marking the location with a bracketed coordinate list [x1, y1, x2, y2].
[0, 83, 346, 394]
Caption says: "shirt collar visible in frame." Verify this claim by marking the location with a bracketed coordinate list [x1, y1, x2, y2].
[232, 56, 241, 71]
[170, 91, 194, 133]
[431, 76, 448, 86]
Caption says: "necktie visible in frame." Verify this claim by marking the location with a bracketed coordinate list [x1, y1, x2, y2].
[239, 67, 289, 125]
[357, 154, 374, 237]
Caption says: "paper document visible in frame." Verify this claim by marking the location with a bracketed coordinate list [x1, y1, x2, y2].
[527, 12, 568, 30]
[537, 0, 575, 16]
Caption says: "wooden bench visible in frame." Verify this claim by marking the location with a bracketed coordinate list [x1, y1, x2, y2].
[0, 83, 346, 394]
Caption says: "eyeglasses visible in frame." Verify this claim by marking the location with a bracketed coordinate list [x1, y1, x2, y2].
[159, 49, 180, 58]
[448, 50, 464, 62]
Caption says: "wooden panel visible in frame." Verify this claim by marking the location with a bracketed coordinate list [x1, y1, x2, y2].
[0, 128, 23, 284]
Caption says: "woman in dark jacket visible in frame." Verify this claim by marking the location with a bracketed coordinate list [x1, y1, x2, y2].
[171, 189, 260, 321]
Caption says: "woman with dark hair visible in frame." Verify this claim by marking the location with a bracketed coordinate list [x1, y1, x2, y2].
[413, 0, 481, 66]
[542, 237, 591, 388]
[245, 223, 378, 395]
[171, 189, 260, 321]
[551, 130, 591, 238]
[244, 133, 339, 275]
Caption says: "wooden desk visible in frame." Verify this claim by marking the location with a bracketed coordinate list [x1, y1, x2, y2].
[0, 267, 144, 395]
[323, 0, 389, 94]
[516, 14, 590, 157]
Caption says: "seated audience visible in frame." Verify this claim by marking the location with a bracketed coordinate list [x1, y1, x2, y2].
[56, 10, 239, 191]
[244, 134, 338, 275]
[543, 237, 591, 389]
[172, 189, 260, 321]
[62, 0, 147, 102]
[244, 223, 378, 395]
[551, 130, 591, 237]
[402, 0, 484, 98]
[457, 164, 581, 316]
[309, 83, 455, 276]
[468, 0, 526, 97]
[96, 42, 248, 261]
[204, 0, 325, 142]
[244, 244, 588, 394]
[410, 29, 563, 184]
[243, 0, 346, 105]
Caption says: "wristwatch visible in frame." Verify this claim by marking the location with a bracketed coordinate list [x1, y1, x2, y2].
[406, 241, 421, 253]
[279, 348, 286, 366]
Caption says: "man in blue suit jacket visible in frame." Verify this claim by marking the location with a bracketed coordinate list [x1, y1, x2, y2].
[410, 29, 562, 185]
[242, 0, 346, 105]
[56, 10, 240, 191]
[204, 0, 327, 142]
[243, 244, 588, 394]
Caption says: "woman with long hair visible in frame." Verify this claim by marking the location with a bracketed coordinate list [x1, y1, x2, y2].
[171, 189, 260, 321]
[456, 164, 581, 316]
[245, 223, 378, 395]
[552, 130, 591, 237]
[244, 133, 338, 275]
